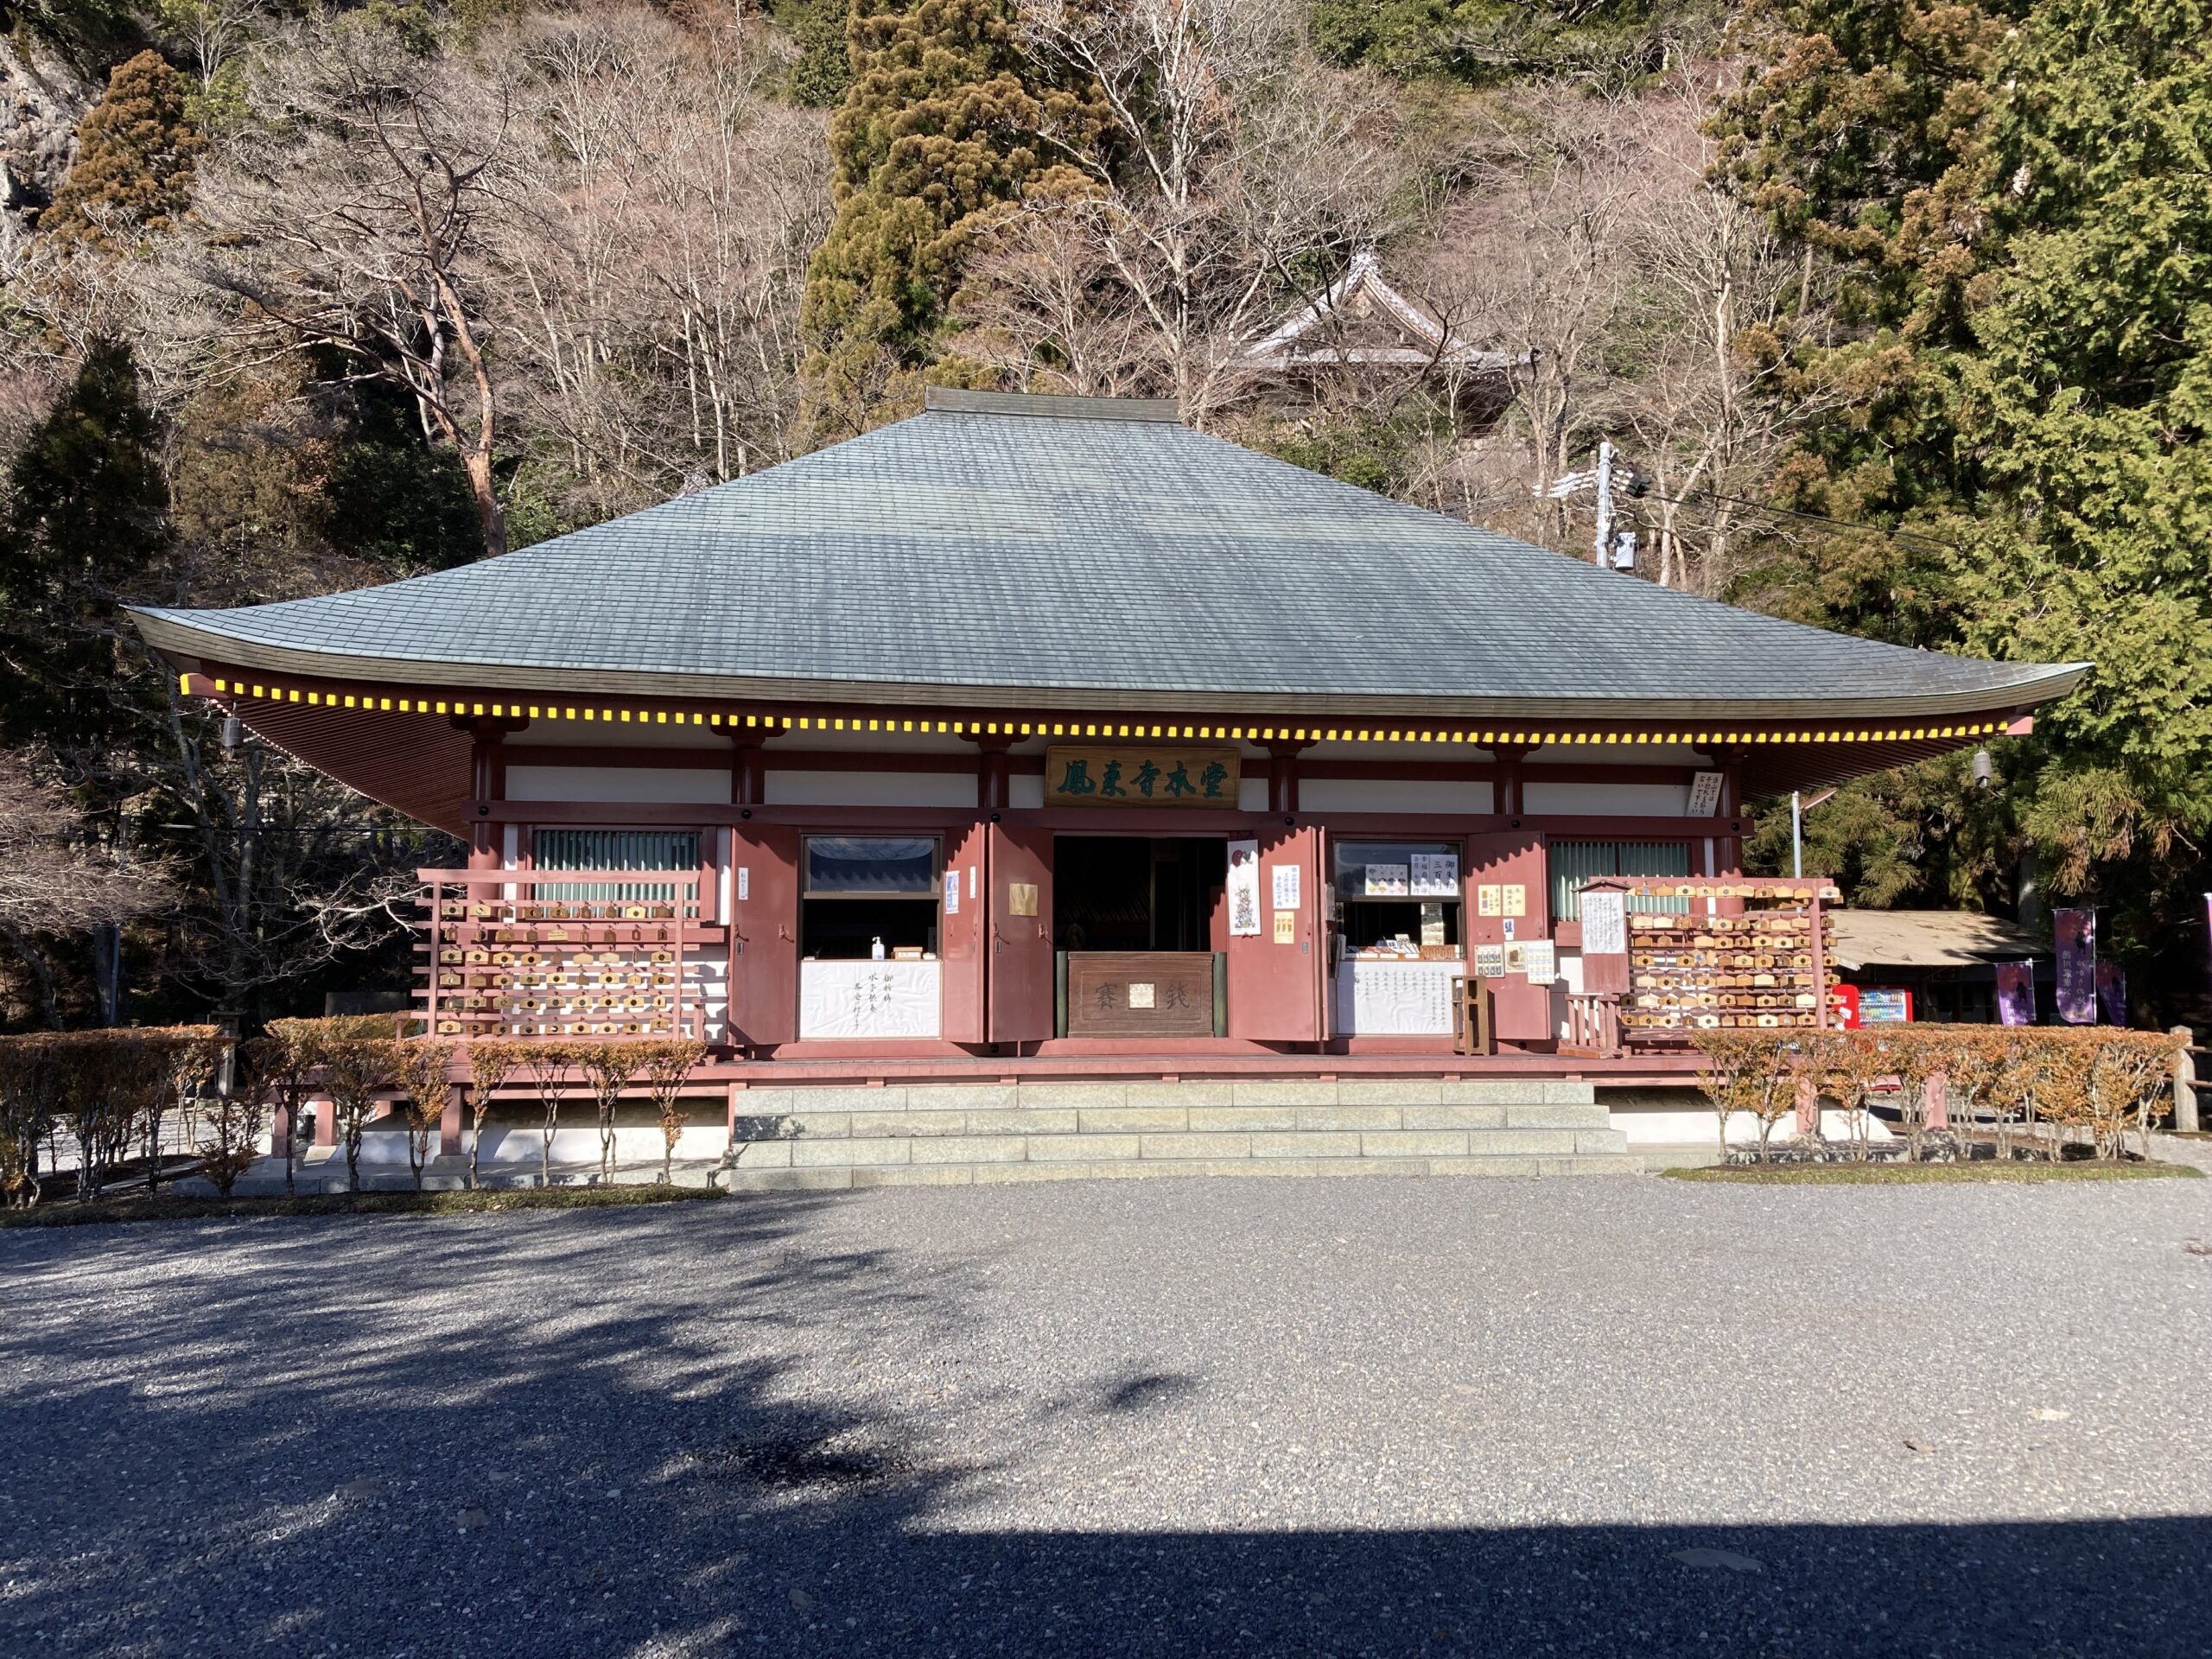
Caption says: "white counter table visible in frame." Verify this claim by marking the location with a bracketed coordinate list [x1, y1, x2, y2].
[798, 959, 942, 1039]
[1333, 957, 1464, 1036]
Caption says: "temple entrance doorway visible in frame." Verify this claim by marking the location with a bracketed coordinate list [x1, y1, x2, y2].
[1051, 836, 1226, 1037]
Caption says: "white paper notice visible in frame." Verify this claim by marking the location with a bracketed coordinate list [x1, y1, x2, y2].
[1227, 839, 1262, 936]
[1580, 890, 1628, 956]
[944, 870, 959, 914]
[798, 960, 941, 1039]
[1522, 940, 1557, 983]
[1335, 958, 1460, 1034]
[1364, 862, 1410, 897]
[1271, 863, 1301, 912]
[737, 867, 749, 902]
[1409, 853, 1459, 897]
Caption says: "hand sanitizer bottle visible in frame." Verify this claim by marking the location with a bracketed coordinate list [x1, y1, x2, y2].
[871, 936, 886, 961]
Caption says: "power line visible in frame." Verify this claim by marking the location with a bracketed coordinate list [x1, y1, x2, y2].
[1650, 485, 1961, 556]
[1539, 454, 1961, 557]
[1629, 479, 1961, 556]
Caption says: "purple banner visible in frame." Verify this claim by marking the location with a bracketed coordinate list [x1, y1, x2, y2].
[2054, 907, 2096, 1024]
[1995, 960, 2037, 1027]
[2094, 958, 2126, 1027]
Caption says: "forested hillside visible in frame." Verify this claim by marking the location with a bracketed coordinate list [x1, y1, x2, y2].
[0, 0, 2204, 1025]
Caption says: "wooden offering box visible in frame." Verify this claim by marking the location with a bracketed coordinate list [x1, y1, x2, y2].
[1062, 951, 1220, 1038]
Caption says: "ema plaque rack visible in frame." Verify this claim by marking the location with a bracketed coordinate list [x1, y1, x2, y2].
[412, 868, 719, 1041]
[1579, 875, 1847, 1043]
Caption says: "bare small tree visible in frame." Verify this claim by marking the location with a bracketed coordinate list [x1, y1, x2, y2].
[573, 1040, 643, 1184]
[461, 1038, 523, 1190]
[516, 1039, 578, 1186]
[639, 1037, 705, 1188]
[253, 1019, 327, 1196]
[393, 1034, 458, 1191]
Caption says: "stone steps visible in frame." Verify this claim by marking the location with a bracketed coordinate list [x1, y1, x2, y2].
[713, 1077, 1638, 1190]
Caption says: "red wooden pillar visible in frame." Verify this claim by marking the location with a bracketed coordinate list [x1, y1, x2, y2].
[1494, 743, 1528, 817]
[438, 1081, 462, 1159]
[455, 715, 527, 870]
[969, 734, 1014, 812]
[728, 734, 766, 806]
[1265, 741, 1306, 814]
[941, 818, 989, 1044]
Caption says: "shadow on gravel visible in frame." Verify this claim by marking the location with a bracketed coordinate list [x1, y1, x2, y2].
[3, 1197, 2206, 1658]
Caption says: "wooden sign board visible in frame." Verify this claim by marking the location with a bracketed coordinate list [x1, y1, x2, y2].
[1045, 745, 1240, 808]
[1065, 951, 1216, 1037]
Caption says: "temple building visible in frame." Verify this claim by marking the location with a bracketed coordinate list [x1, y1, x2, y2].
[130, 389, 2084, 1183]
[1236, 249, 1513, 428]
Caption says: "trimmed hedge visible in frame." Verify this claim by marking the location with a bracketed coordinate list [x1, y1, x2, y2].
[1694, 1026, 2186, 1164]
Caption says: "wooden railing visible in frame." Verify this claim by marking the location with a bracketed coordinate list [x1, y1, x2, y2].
[415, 868, 721, 1042]
[1561, 993, 1621, 1059]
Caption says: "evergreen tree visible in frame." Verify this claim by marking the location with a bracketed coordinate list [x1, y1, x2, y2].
[38, 48, 207, 251]
[1722, 0, 2212, 956]
[786, 0, 855, 107]
[0, 340, 171, 753]
[1947, 0, 2212, 925]
[798, 0, 1088, 437]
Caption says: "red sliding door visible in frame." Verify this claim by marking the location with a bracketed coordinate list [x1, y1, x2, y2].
[986, 822, 1054, 1045]
[727, 823, 799, 1051]
[1226, 823, 1324, 1042]
[940, 819, 988, 1044]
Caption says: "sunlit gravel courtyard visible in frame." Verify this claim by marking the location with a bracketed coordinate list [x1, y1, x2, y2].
[6, 1154, 2211, 1656]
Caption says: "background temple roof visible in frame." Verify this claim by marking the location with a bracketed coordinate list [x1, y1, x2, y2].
[133, 391, 2082, 723]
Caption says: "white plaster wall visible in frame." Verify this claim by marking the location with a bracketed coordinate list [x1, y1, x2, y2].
[1007, 774, 1045, 809]
[1237, 778, 1270, 812]
[1298, 779, 1494, 815]
[349, 1120, 731, 1166]
[506, 765, 730, 804]
[763, 769, 977, 807]
[1522, 779, 1691, 816]
[1610, 1104, 1896, 1147]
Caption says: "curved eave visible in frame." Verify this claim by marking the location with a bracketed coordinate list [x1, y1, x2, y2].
[131, 612, 2090, 729]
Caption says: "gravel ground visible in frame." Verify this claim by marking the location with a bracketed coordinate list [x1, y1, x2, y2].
[5, 1152, 2212, 1658]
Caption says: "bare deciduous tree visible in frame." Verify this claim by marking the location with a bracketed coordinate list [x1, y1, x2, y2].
[198, 17, 512, 554]
[1001, 0, 1405, 423]
[0, 753, 175, 1027]
[480, 8, 828, 525]
[1608, 68, 1836, 595]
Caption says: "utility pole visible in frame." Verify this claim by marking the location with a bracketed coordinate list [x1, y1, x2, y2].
[1792, 786, 1838, 880]
[1592, 440, 1614, 566]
